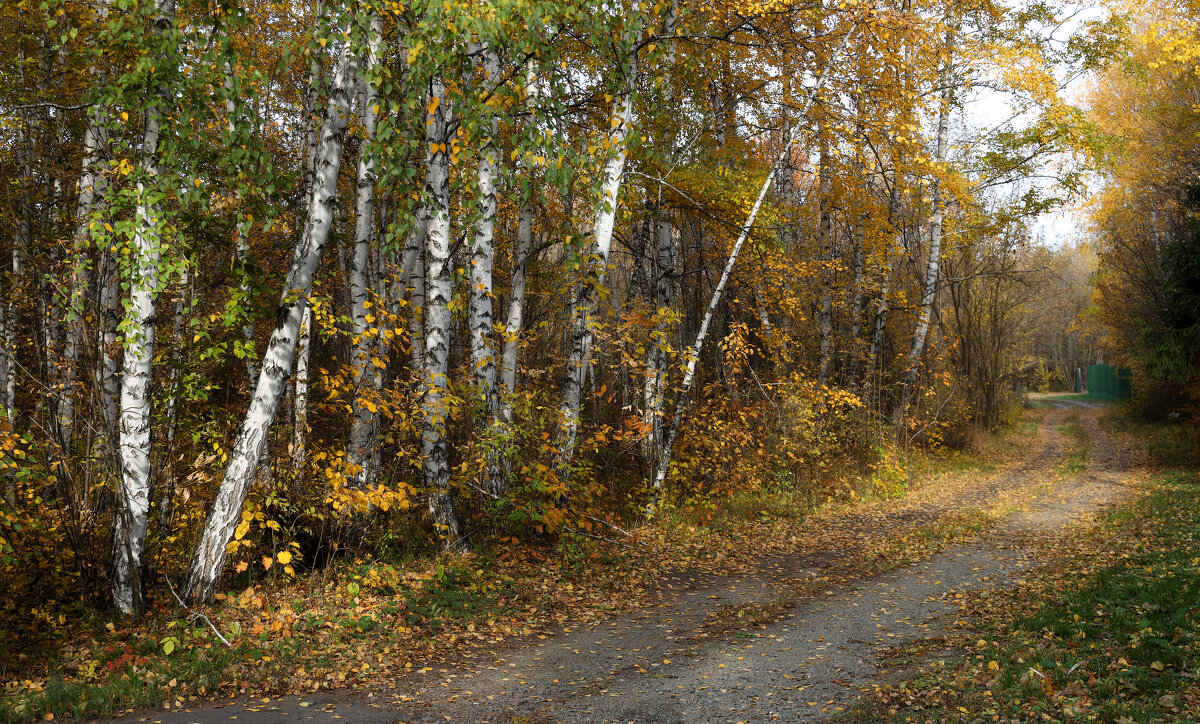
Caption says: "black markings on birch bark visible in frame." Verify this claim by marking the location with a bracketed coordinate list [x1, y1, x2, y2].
[184, 33, 361, 605]
[419, 77, 466, 551]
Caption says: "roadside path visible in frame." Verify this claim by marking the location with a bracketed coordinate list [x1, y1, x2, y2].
[102, 400, 1144, 724]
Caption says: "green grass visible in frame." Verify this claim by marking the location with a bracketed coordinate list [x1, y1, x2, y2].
[849, 465, 1200, 722]
[1058, 413, 1090, 473]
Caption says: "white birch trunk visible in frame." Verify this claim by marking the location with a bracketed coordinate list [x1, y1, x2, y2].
[470, 43, 502, 493]
[897, 30, 954, 418]
[405, 219, 427, 388]
[346, 14, 383, 490]
[650, 27, 855, 505]
[640, 0, 678, 463]
[113, 0, 176, 618]
[494, 59, 540, 492]
[816, 134, 834, 386]
[554, 17, 642, 486]
[64, 3, 111, 452]
[157, 262, 190, 531]
[184, 36, 360, 604]
[290, 3, 323, 477]
[419, 77, 466, 551]
[293, 303, 312, 474]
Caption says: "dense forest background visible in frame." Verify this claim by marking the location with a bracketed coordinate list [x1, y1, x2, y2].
[0, 0, 1194, 676]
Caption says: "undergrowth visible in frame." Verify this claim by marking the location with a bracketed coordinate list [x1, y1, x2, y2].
[0, 423, 1026, 724]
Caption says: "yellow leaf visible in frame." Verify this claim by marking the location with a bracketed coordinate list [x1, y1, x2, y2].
[427, 96, 440, 115]
[277, 550, 293, 564]
[234, 519, 250, 541]
[235, 560, 249, 573]
[262, 556, 273, 571]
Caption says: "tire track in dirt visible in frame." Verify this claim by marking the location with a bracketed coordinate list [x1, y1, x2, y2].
[101, 402, 1143, 724]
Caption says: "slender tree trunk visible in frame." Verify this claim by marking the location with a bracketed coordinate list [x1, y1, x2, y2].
[64, 1, 111, 453]
[816, 131, 834, 386]
[112, 0, 177, 618]
[290, 2, 324, 478]
[404, 220, 428, 383]
[896, 29, 954, 422]
[292, 303, 312, 474]
[346, 13, 383, 490]
[640, 1, 678, 463]
[554, 16, 642, 488]
[470, 42, 502, 493]
[498, 208, 531, 413]
[494, 59, 540, 492]
[419, 77, 467, 551]
[184, 35, 360, 605]
[157, 261, 190, 532]
[650, 27, 855, 506]
[641, 210, 675, 460]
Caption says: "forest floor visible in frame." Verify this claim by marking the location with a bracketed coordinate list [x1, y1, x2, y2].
[86, 396, 1159, 724]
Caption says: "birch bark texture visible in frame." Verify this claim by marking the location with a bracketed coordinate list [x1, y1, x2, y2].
[494, 59, 540, 491]
[641, 0, 679, 464]
[113, 0, 177, 618]
[554, 10, 643, 488]
[650, 24, 857, 506]
[419, 77, 467, 551]
[184, 35, 361, 605]
[346, 13, 384, 490]
[897, 27, 955, 421]
[469, 42, 502, 493]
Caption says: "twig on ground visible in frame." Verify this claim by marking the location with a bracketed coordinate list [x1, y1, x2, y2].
[164, 577, 232, 647]
[562, 525, 635, 548]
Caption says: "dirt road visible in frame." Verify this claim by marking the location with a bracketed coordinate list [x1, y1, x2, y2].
[101, 400, 1145, 724]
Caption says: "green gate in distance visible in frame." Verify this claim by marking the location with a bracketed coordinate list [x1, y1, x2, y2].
[1087, 364, 1132, 401]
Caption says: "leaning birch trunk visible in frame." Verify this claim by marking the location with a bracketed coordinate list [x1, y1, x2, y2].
[113, 0, 176, 618]
[649, 26, 855, 508]
[184, 38, 360, 605]
[419, 77, 467, 551]
[469, 42, 502, 493]
[346, 13, 383, 490]
[554, 14, 642, 488]
[895, 29, 954, 423]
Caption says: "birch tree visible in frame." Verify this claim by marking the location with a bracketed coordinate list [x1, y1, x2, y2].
[469, 41, 503, 493]
[346, 13, 384, 490]
[112, 0, 177, 618]
[896, 25, 955, 421]
[650, 23, 857, 506]
[554, 8, 643, 488]
[419, 75, 467, 551]
[184, 33, 361, 604]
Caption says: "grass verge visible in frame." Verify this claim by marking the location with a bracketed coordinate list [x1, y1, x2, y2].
[849, 430, 1200, 722]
